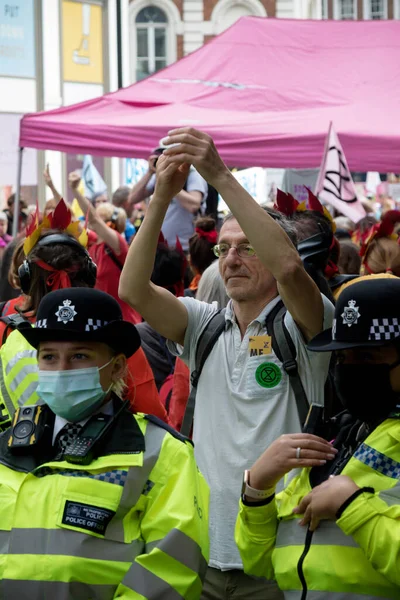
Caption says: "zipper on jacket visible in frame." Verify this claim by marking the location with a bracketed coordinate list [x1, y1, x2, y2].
[297, 527, 314, 600]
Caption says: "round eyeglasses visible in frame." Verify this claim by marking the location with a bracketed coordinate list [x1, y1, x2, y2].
[213, 243, 256, 258]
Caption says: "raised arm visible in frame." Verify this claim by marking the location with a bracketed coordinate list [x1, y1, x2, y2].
[161, 129, 325, 341]
[175, 189, 202, 214]
[119, 159, 190, 345]
[43, 164, 63, 203]
[68, 172, 121, 255]
[127, 155, 157, 208]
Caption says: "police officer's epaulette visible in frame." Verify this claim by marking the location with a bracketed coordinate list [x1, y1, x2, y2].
[144, 415, 194, 446]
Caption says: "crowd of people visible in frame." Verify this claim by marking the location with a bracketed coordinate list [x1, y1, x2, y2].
[0, 128, 398, 599]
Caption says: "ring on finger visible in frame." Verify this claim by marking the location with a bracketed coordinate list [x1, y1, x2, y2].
[296, 447, 302, 460]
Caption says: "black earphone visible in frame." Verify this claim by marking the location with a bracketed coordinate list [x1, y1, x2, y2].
[18, 233, 97, 294]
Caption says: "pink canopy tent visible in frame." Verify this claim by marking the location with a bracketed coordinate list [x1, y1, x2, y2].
[20, 17, 400, 172]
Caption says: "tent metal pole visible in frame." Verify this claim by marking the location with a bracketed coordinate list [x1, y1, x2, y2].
[13, 147, 24, 239]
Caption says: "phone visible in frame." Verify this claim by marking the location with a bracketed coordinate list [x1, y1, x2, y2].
[302, 403, 324, 436]
[64, 413, 113, 465]
[64, 399, 130, 465]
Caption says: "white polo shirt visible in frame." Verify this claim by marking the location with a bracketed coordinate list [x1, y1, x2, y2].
[168, 294, 334, 570]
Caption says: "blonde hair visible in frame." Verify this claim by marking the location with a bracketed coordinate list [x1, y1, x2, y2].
[112, 378, 127, 398]
[110, 353, 129, 399]
[362, 237, 400, 277]
[96, 202, 127, 234]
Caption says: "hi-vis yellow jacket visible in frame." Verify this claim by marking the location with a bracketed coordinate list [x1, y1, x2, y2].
[0, 329, 39, 428]
[0, 405, 209, 599]
[235, 419, 400, 600]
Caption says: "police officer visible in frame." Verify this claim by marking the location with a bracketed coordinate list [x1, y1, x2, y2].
[0, 287, 209, 599]
[236, 274, 400, 599]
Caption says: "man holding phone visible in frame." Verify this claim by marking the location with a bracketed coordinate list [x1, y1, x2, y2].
[128, 145, 208, 251]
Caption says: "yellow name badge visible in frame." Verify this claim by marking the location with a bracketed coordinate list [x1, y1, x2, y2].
[249, 335, 272, 357]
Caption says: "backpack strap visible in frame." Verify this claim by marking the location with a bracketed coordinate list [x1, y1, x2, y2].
[104, 246, 124, 270]
[181, 309, 226, 437]
[265, 301, 309, 426]
[0, 314, 29, 346]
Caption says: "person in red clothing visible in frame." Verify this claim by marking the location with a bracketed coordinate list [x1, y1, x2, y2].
[68, 171, 142, 324]
[0, 202, 167, 423]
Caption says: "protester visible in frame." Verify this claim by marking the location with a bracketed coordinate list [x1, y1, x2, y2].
[128, 147, 208, 251]
[185, 216, 218, 297]
[119, 128, 334, 600]
[111, 186, 136, 242]
[0, 286, 209, 598]
[92, 191, 108, 206]
[0, 201, 166, 430]
[236, 275, 400, 599]
[96, 201, 127, 235]
[136, 241, 186, 391]
[274, 188, 339, 302]
[4, 193, 28, 236]
[112, 185, 131, 214]
[170, 260, 231, 433]
[352, 215, 377, 246]
[334, 215, 354, 240]
[0, 239, 25, 319]
[68, 171, 142, 324]
[196, 260, 230, 308]
[338, 240, 361, 275]
[0, 211, 12, 246]
[359, 211, 400, 276]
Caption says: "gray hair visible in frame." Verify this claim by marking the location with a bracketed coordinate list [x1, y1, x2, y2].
[0, 211, 8, 223]
[197, 260, 230, 308]
[222, 208, 298, 247]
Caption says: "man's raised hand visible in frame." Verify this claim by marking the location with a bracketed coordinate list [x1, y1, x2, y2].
[162, 128, 229, 189]
[153, 154, 190, 204]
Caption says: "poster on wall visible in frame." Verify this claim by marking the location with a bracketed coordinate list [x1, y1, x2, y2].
[0, 0, 35, 78]
[62, 1, 103, 83]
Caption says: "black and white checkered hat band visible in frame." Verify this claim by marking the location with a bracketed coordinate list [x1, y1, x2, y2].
[369, 318, 400, 341]
[85, 318, 109, 331]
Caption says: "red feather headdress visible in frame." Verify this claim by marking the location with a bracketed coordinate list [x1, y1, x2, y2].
[23, 199, 88, 256]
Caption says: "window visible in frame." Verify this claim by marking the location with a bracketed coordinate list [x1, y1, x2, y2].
[135, 6, 168, 81]
[335, 0, 357, 18]
[364, 0, 387, 18]
[321, 0, 328, 18]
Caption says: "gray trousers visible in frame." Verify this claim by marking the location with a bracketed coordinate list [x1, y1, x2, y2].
[201, 567, 284, 600]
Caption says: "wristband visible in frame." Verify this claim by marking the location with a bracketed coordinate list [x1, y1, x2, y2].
[242, 470, 275, 500]
[336, 486, 375, 519]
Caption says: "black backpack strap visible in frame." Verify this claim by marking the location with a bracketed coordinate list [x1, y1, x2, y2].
[104, 246, 124, 270]
[265, 301, 309, 426]
[181, 309, 226, 437]
[0, 314, 29, 346]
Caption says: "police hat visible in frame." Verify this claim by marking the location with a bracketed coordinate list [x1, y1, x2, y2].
[18, 288, 141, 358]
[308, 274, 400, 352]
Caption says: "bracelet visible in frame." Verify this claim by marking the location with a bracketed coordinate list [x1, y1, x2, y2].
[336, 486, 375, 519]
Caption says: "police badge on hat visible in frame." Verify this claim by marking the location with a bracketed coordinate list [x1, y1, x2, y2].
[341, 299, 361, 328]
[55, 299, 78, 325]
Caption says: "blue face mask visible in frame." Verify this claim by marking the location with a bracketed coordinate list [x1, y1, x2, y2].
[37, 359, 114, 422]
